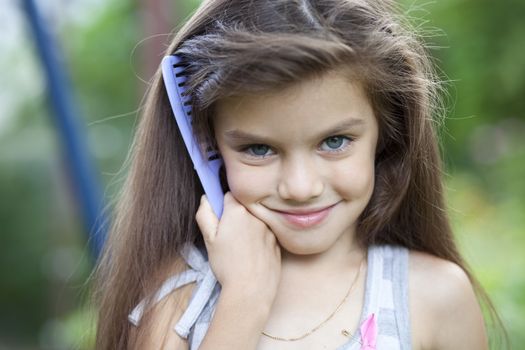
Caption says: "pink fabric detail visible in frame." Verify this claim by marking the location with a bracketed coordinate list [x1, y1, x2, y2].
[359, 313, 377, 350]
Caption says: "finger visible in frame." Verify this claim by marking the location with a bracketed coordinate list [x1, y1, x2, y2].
[223, 191, 242, 209]
[195, 195, 219, 242]
[224, 191, 234, 203]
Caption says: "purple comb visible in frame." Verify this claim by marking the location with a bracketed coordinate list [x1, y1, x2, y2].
[162, 55, 224, 218]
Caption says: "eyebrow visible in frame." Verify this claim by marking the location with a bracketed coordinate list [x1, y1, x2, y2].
[223, 118, 366, 144]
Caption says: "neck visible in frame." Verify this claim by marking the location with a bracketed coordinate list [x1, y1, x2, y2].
[271, 234, 367, 319]
[280, 234, 365, 276]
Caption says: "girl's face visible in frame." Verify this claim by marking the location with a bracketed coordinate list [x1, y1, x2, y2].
[214, 70, 378, 256]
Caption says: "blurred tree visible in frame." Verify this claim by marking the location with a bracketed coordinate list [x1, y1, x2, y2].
[1, 0, 140, 347]
[417, 0, 525, 169]
[404, 1, 525, 347]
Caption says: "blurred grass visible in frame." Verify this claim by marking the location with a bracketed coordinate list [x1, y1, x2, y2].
[444, 115, 525, 348]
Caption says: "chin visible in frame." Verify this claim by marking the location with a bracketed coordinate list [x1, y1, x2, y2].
[275, 235, 335, 256]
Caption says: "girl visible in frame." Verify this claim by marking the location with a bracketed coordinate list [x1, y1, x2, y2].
[94, 0, 504, 349]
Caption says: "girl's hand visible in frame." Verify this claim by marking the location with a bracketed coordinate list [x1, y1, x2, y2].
[195, 192, 281, 304]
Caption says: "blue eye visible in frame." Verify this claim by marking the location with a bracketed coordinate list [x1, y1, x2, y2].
[245, 144, 273, 157]
[321, 136, 351, 152]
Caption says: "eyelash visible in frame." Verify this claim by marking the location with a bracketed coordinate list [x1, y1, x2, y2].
[239, 135, 354, 159]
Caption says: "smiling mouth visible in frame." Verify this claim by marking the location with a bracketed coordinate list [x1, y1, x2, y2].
[273, 203, 338, 229]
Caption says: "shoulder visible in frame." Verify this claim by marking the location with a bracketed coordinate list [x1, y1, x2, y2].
[129, 259, 197, 350]
[408, 250, 488, 350]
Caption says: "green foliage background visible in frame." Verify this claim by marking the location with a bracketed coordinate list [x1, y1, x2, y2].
[0, 0, 523, 348]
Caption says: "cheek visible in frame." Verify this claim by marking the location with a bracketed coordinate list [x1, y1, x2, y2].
[223, 160, 273, 204]
[332, 157, 375, 199]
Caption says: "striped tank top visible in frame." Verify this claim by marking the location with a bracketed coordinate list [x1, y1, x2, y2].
[129, 244, 412, 349]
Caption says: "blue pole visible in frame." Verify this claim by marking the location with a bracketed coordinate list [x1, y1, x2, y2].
[21, 0, 107, 258]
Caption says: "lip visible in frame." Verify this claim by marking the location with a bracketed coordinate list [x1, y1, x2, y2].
[274, 203, 338, 229]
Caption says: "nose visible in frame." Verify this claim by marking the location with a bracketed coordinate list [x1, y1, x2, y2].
[277, 154, 324, 202]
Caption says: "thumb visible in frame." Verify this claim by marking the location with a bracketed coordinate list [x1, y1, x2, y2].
[195, 195, 219, 243]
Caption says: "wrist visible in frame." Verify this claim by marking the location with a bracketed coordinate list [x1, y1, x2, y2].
[219, 284, 274, 319]
[199, 286, 271, 350]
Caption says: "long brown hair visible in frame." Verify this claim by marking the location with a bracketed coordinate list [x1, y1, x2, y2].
[93, 0, 505, 348]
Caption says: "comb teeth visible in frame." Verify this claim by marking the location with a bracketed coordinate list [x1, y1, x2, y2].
[163, 54, 224, 218]
[171, 64, 193, 120]
[165, 55, 221, 161]
[208, 152, 221, 161]
[206, 145, 221, 162]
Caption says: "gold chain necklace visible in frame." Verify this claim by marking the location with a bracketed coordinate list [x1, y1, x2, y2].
[261, 257, 364, 342]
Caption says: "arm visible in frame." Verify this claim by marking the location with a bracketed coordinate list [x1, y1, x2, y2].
[430, 262, 488, 349]
[129, 284, 271, 350]
[129, 281, 195, 350]
[196, 192, 281, 350]
[409, 252, 489, 350]
[130, 191, 279, 350]
[198, 287, 272, 349]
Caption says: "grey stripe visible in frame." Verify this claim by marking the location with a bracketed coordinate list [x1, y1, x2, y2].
[392, 246, 412, 350]
[378, 307, 398, 337]
[360, 244, 377, 323]
[175, 244, 411, 349]
[383, 254, 394, 280]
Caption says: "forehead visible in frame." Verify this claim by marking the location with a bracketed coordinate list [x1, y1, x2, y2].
[213, 70, 376, 142]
